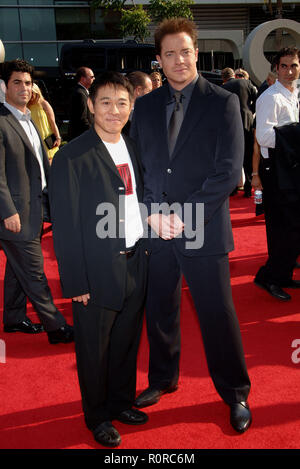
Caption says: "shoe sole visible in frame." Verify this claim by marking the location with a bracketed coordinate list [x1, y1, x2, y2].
[48, 338, 73, 344]
[3, 328, 44, 334]
[116, 418, 148, 425]
[94, 436, 121, 447]
[254, 280, 291, 301]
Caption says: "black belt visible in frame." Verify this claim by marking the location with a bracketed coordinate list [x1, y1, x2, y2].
[120, 241, 139, 258]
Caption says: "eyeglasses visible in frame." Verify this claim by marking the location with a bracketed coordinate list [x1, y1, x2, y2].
[236, 74, 244, 78]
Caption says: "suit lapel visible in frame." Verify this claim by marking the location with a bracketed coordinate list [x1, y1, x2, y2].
[151, 87, 171, 161]
[5, 110, 36, 155]
[171, 77, 213, 160]
[123, 135, 142, 189]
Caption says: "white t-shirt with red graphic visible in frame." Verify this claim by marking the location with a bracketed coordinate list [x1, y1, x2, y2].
[103, 135, 144, 248]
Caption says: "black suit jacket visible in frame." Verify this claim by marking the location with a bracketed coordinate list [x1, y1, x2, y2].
[0, 104, 50, 241]
[222, 78, 257, 131]
[49, 127, 144, 311]
[271, 122, 300, 195]
[130, 75, 244, 257]
[68, 84, 93, 140]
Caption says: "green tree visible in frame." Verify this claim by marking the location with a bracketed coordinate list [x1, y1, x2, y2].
[92, 1, 151, 41]
[120, 5, 151, 42]
[148, 0, 194, 23]
[92, 0, 194, 42]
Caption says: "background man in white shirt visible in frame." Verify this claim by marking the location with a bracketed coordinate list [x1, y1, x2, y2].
[0, 59, 73, 343]
[254, 47, 300, 301]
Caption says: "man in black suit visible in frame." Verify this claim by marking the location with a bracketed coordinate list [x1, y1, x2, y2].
[0, 59, 73, 344]
[123, 71, 153, 136]
[222, 67, 257, 197]
[130, 18, 251, 433]
[68, 66, 94, 140]
[49, 72, 148, 447]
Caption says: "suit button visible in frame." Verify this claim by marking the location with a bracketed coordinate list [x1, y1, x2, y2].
[167, 168, 172, 174]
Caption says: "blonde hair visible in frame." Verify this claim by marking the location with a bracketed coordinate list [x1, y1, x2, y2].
[31, 83, 43, 103]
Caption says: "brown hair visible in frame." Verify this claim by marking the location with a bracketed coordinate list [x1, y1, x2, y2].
[154, 17, 198, 56]
[273, 47, 300, 67]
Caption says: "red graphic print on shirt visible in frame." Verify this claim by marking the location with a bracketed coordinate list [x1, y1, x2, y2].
[116, 163, 133, 195]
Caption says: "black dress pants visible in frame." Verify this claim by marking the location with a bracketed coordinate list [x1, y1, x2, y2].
[146, 241, 250, 404]
[72, 245, 147, 431]
[0, 235, 65, 331]
[243, 128, 254, 196]
[256, 156, 300, 284]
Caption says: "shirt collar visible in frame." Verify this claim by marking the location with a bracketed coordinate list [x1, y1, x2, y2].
[275, 79, 299, 99]
[78, 82, 89, 94]
[4, 101, 31, 121]
[167, 74, 199, 104]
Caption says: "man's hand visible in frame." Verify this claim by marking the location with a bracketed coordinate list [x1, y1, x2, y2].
[4, 213, 21, 233]
[72, 293, 90, 306]
[147, 213, 184, 240]
[251, 174, 263, 191]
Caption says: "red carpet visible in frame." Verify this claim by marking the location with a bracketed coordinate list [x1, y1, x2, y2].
[0, 193, 300, 450]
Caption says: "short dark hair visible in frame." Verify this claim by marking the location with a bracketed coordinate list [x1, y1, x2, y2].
[154, 17, 198, 56]
[2, 59, 34, 86]
[273, 47, 300, 67]
[221, 67, 235, 81]
[89, 71, 134, 103]
[76, 66, 89, 82]
[127, 71, 150, 89]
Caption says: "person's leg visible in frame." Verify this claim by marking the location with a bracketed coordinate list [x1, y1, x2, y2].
[178, 252, 251, 404]
[0, 237, 65, 331]
[145, 242, 182, 389]
[72, 300, 118, 431]
[108, 246, 147, 417]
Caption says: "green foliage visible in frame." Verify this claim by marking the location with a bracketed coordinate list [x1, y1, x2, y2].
[120, 6, 151, 42]
[91, 0, 126, 10]
[148, 0, 194, 23]
[90, 0, 194, 42]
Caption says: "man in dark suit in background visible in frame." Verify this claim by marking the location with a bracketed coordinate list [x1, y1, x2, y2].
[49, 72, 148, 447]
[68, 66, 94, 140]
[131, 18, 251, 433]
[0, 59, 73, 344]
[222, 67, 257, 197]
[123, 71, 153, 136]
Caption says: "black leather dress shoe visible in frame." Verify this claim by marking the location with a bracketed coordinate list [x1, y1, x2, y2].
[254, 279, 291, 301]
[134, 385, 178, 408]
[4, 317, 44, 334]
[281, 280, 300, 288]
[93, 421, 121, 447]
[116, 408, 148, 425]
[230, 402, 252, 433]
[47, 323, 74, 344]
